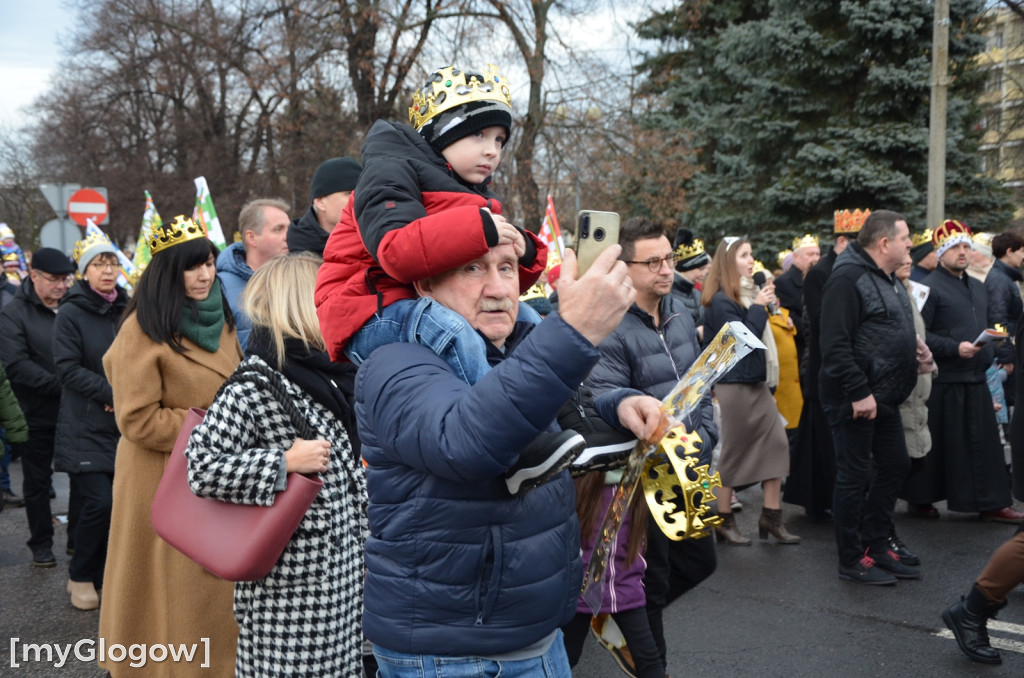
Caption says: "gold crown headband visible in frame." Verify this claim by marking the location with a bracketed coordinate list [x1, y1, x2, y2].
[148, 215, 207, 255]
[834, 208, 870, 234]
[911, 229, 933, 247]
[675, 238, 707, 260]
[777, 249, 792, 268]
[72, 231, 113, 264]
[792, 234, 819, 250]
[409, 65, 512, 131]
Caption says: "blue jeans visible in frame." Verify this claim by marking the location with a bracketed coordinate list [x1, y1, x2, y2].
[346, 297, 542, 385]
[373, 631, 572, 678]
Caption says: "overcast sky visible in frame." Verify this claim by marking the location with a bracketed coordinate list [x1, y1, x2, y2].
[0, 0, 76, 128]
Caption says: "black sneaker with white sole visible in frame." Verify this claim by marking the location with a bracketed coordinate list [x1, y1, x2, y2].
[504, 430, 585, 495]
[558, 387, 637, 477]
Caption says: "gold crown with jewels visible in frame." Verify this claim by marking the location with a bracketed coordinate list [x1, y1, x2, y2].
[643, 426, 723, 540]
[834, 208, 870, 234]
[912, 229, 933, 247]
[409, 65, 512, 131]
[148, 215, 207, 255]
[792, 234, 819, 250]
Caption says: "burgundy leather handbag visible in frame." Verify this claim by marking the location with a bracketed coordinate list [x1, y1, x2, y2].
[151, 366, 324, 581]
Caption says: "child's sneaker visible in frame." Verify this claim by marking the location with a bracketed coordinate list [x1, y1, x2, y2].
[504, 430, 585, 495]
[559, 388, 637, 476]
[590, 613, 638, 678]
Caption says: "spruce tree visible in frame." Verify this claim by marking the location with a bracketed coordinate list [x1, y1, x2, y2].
[636, 0, 1012, 257]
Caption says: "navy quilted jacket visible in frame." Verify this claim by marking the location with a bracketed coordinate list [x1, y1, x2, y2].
[355, 316, 604, 655]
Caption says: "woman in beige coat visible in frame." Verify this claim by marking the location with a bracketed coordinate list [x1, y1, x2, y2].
[99, 219, 242, 677]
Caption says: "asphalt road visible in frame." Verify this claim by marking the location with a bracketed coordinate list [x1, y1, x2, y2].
[1, 458, 1023, 677]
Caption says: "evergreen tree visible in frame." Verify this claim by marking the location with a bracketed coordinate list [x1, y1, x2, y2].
[636, 0, 1012, 260]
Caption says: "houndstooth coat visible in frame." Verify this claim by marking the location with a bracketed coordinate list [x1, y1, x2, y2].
[185, 355, 368, 678]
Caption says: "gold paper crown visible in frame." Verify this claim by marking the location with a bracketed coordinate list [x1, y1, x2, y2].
[973, 231, 995, 249]
[777, 249, 792, 268]
[911, 229, 933, 247]
[675, 238, 706, 261]
[834, 209, 870, 234]
[72, 231, 113, 264]
[752, 260, 767, 275]
[2, 252, 19, 265]
[409, 64, 511, 131]
[643, 425, 722, 541]
[519, 283, 547, 302]
[792, 234, 819, 250]
[148, 215, 206, 255]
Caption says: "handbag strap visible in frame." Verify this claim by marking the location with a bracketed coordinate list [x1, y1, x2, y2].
[217, 361, 318, 441]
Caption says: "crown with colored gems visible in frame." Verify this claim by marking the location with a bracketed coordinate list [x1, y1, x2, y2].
[933, 219, 972, 248]
[409, 65, 512, 131]
[148, 215, 207, 255]
[777, 249, 792, 268]
[72, 231, 112, 265]
[911, 229, 933, 247]
[792, 234, 819, 250]
[643, 426, 723, 540]
[834, 209, 870, 234]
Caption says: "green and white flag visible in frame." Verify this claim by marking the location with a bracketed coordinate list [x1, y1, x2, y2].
[192, 176, 226, 249]
[133, 190, 161, 273]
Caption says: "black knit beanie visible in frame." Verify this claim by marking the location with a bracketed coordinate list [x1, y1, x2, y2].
[672, 228, 711, 272]
[310, 157, 363, 202]
[418, 100, 512, 155]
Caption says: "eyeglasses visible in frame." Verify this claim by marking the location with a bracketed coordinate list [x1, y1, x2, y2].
[36, 271, 74, 286]
[88, 261, 118, 271]
[624, 253, 678, 272]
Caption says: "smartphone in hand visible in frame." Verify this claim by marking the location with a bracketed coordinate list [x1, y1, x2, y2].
[575, 210, 620, 276]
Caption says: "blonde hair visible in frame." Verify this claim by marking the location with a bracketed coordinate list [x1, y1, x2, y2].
[701, 236, 747, 307]
[240, 252, 324, 369]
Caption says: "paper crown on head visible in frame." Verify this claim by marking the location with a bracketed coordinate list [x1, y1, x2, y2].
[792, 234, 819, 251]
[972, 231, 995, 256]
[73, 231, 118, 274]
[752, 260, 767, 275]
[833, 209, 870, 235]
[148, 215, 207, 255]
[2, 252, 20, 267]
[409, 65, 512, 132]
[777, 249, 793, 269]
[911, 229, 933, 248]
[933, 219, 973, 258]
[673, 228, 710, 271]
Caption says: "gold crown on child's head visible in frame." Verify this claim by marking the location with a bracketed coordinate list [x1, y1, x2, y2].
[409, 65, 512, 131]
[148, 215, 206, 255]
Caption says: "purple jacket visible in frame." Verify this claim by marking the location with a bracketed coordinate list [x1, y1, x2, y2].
[577, 482, 647, 614]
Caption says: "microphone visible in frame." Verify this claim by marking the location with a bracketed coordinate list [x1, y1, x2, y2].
[752, 271, 780, 315]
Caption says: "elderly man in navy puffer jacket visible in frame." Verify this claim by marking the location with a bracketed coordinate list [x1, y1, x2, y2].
[355, 243, 664, 677]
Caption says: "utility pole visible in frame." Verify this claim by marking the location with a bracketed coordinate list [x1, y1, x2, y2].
[927, 0, 950, 231]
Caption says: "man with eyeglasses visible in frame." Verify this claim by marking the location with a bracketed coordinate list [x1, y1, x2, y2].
[0, 248, 75, 567]
[586, 216, 717, 676]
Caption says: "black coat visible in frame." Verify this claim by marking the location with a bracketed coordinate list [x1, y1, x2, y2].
[922, 265, 995, 384]
[288, 205, 330, 257]
[670, 274, 704, 330]
[818, 242, 917, 409]
[0, 278, 62, 429]
[52, 281, 127, 473]
[985, 258, 1023, 334]
[775, 266, 805, 350]
[703, 291, 768, 384]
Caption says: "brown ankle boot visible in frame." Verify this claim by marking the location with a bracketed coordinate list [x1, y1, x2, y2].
[715, 512, 751, 546]
[758, 507, 800, 544]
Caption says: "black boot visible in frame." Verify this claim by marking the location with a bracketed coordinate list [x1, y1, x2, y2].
[941, 584, 1005, 664]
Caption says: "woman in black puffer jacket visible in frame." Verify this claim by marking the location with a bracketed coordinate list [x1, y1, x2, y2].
[53, 237, 127, 610]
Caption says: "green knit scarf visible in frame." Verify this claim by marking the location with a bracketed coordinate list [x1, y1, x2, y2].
[178, 278, 225, 352]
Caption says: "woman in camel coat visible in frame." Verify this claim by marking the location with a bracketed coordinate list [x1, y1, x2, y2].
[99, 226, 242, 677]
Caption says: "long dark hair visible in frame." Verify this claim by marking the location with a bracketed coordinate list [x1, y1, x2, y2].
[121, 238, 234, 352]
[575, 472, 648, 566]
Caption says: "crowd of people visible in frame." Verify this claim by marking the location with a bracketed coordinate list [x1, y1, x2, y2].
[2, 61, 1024, 677]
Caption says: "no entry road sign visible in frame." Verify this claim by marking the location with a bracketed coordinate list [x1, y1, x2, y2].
[66, 188, 109, 226]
